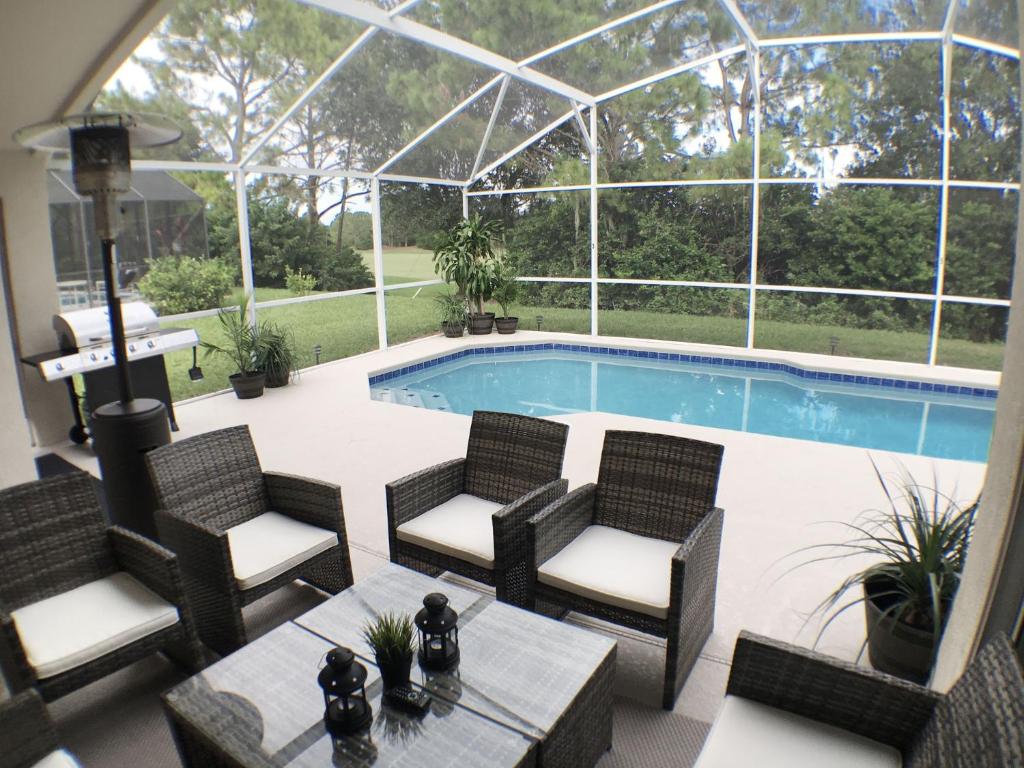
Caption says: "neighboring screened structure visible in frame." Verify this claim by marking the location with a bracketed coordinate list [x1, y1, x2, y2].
[48, 170, 208, 308]
[66, 0, 1018, 392]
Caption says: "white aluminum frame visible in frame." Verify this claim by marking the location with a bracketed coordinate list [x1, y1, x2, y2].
[61, 0, 1019, 366]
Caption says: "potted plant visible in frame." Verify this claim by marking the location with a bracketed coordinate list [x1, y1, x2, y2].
[491, 262, 519, 334]
[256, 320, 298, 388]
[363, 612, 415, 691]
[202, 296, 266, 399]
[433, 215, 501, 335]
[434, 290, 466, 338]
[796, 460, 978, 683]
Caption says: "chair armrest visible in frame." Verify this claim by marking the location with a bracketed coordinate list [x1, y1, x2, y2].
[0, 603, 35, 692]
[154, 509, 233, 588]
[529, 483, 597, 567]
[0, 689, 61, 767]
[264, 472, 344, 533]
[386, 458, 466, 529]
[727, 630, 939, 751]
[109, 526, 185, 606]
[671, 506, 724, 626]
[493, 478, 568, 569]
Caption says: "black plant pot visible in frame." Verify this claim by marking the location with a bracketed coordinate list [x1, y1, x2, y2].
[495, 316, 518, 334]
[229, 371, 265, 399]
[441, 321, 464, 338]
[863, 577, 936, 683]
[265, 368, 291, 388]
[377, 652, 413, 692]
[467, 313, 494, 335]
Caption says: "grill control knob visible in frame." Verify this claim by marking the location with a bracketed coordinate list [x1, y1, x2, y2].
[89, 353, 97, 361]
[147, 340, 155, 349]
[129, 344, 135, 353]
[55, 362, 63, 371]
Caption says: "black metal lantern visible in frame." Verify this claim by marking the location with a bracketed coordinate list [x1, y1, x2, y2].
[318, 646, 373, 735]
[415, 593, 459, 670]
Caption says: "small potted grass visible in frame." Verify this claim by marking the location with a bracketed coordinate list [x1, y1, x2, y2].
[363, 612, 416, 691]
[434, 290, 466, 338]
[492, 262, 519, 334]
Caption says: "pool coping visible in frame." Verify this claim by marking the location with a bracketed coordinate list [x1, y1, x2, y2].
[368, 338, 1000, 401]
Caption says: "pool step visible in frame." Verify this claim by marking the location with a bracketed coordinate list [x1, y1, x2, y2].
[372, 386, 452, 412]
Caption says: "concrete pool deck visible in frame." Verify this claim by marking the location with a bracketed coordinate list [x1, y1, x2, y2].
[51, 331, 991, 722]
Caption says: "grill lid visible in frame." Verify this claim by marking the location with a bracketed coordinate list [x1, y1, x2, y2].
[54, 302, 160, 351]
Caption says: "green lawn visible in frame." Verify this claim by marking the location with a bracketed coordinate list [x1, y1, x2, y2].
[359, 246, 438, 285]
[161, 285, 1003, 403]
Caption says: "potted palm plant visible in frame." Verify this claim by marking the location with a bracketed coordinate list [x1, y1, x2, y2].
[256, 320, 298, 387]
[433, 215, 501, 335]
[492, 262, 519, 334]
[363, 612, 416, 692]
[202, 296, 265, 399]
[434, 290, 466, 338]
[797, 460, 978, 683]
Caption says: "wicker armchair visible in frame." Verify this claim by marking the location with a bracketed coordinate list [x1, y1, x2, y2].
[0, 689, 81, 768]
[528, 430, 725, 710]
[0, 472, 205, 702]
[145, 425, 353, 656]
[694, 630, 1024, 767]
[387, 411, 569, 607]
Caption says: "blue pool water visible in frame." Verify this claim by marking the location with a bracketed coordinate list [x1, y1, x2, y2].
[370, 350, 995, 462]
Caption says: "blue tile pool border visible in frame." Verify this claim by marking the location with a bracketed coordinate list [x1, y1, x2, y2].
[367, 343, 999, 401]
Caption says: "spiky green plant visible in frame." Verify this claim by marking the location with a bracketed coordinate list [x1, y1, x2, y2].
[362, 612, 415, 665]
[792, 458, 978, 659]
[432, 215, 502, 316]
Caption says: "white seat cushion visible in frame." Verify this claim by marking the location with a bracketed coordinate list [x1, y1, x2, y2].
[395, 493, 504, 569]
[694, 695, 902, 768]
[11, 572, 180, 680]
[33, 750, 82, 768]
[536, 524, 680, 619]
[227, 511, 339, 590]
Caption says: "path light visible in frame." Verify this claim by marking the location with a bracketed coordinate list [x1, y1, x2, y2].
[536, 315, 544, 331]
[829, 336, 840, 355]
[314, 344, 322, 365]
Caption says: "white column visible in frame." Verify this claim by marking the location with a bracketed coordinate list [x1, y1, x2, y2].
[590, 106, 599, 337]
[233, 170, 257, 327]
[371, 178, 388, 350]
[746, 47, 762, 349]
[929, 38, 954, 365]
[462, 187, 469, 219]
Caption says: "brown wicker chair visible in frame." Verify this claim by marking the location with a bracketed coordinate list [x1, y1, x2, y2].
[386, 410, 569, 608]
[0, 472, 205, 702]
[0, 689, 81, 768]
[693, 631, 1024, 767]
[145, 425, 353, 656]
[528, 430, 725, 710]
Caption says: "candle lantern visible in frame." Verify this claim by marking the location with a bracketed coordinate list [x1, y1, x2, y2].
[318, 646, 373, 735]
[415, 593, 460, 670]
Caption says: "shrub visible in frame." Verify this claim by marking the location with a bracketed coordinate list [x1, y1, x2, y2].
[138, 256, 234, 315]
[319, 245, 374, 292]
[285, 266, 317, 296]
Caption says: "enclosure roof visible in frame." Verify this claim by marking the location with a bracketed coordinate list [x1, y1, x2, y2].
[95, 0, 1021, 185]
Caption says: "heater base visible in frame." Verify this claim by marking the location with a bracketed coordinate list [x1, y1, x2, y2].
[91, 398, 170, 539]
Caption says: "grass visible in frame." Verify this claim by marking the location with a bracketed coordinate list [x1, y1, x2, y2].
[159, 272, 1004, 403]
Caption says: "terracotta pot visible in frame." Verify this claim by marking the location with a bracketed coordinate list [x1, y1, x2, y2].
[495, 316, 518, 334]
[229, 371, 265, 399]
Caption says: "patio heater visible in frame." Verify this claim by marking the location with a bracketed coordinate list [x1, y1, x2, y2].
[15, 113, 182, 538]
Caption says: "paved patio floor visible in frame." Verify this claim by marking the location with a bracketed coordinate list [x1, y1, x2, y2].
[53, 331, 990, 723]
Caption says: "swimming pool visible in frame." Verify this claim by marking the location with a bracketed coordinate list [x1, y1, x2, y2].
[369, 344, 996, 462]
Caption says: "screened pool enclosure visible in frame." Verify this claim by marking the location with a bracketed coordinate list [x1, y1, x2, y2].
[72, 0, 1020, 397]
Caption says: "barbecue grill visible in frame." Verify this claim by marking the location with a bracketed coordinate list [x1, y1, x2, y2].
[22, 302, 198, 442]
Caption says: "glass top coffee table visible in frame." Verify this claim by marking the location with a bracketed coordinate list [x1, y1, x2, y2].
[164, 564, 615, 768]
